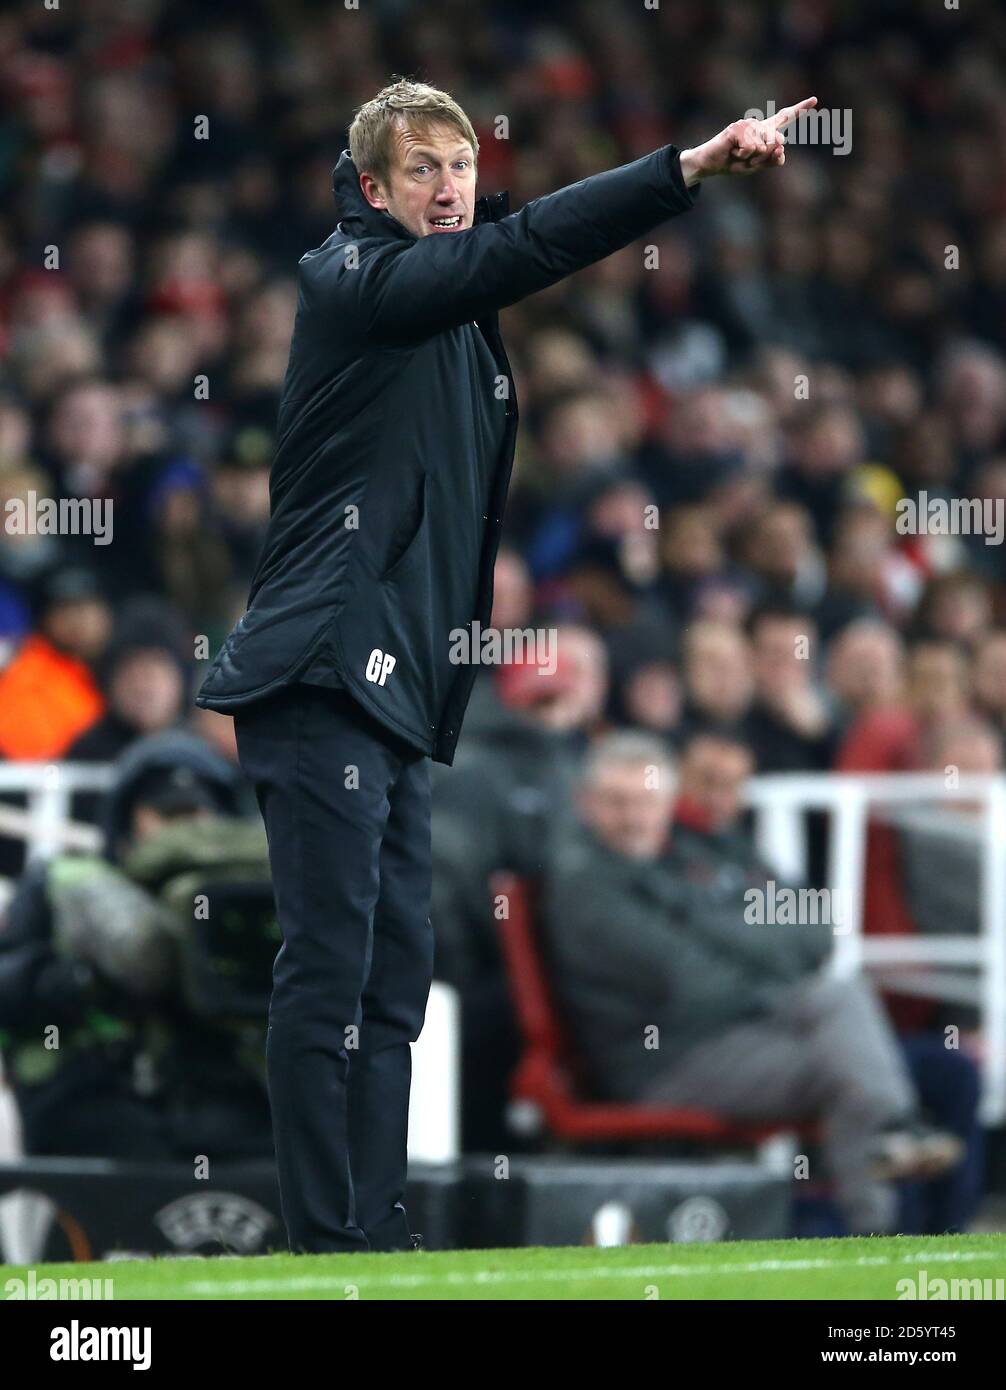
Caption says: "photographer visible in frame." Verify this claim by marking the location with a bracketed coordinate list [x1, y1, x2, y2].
[0, 731, 274, 1160]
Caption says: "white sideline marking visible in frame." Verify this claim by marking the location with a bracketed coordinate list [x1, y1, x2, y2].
[178, 1248, 1006, 1296]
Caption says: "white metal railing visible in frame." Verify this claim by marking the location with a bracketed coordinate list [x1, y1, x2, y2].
[747, 772, 1006, 1124]
[0, 764, 1003, 1123]
[0, 762, 111, 865]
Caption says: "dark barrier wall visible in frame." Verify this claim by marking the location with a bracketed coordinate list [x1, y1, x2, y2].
[0, 1157, 789, 1261]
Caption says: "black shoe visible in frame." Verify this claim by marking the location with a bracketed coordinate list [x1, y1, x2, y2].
[410, 1233, 425, 1251]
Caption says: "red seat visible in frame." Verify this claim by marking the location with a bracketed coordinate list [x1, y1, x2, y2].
[492, 870, 794, 1147]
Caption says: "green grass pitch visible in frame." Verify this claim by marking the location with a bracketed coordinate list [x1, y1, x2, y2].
[4, 1234, 1006, 1299]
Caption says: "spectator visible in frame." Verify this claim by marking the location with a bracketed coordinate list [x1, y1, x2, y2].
[0, 733, 240, 1155]
[675, 725, 987, 1236]
[0, 569, 109, 761]
[739, 501, 825, 612]
[913, 571, 994, 648]
[972, 629, 1006, 745]
[680, 619, 754, 738]
[836, 639, 972, 775]
[825, 619, 905, 733]
[896, 717, 1004, 943]
[64, 597, 192, 822]
[546, 732, 964, 1234]
[745, 605, 833, 771]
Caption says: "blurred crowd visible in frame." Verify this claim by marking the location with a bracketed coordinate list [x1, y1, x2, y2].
[1, 0, 1005, 1233]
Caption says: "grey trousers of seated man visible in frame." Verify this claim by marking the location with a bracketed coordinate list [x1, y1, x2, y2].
[640, 974, 917, 1234]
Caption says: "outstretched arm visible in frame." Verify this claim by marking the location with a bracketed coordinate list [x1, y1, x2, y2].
[334, 143, 699, 344]
[314, 97, 818, 345]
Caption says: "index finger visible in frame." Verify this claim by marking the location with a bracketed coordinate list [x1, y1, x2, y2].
[771, 96, 818, 131]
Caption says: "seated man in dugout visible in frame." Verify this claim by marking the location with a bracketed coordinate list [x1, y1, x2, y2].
[544, 729, 964, 1235]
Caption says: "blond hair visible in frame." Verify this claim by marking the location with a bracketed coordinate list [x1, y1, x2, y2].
[348, 77, 479, 185]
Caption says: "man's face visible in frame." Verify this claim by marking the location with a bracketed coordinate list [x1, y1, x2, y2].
[974, 635, 1006, 715]
[130, 803, 212, 845]
[934, 731, 1003, 777]
[578, 760, 675, 861]
[678, 738, 754, 832]
[752, 617, 814, 695]
[43, 597, 112, 661]
[361, 120, 476, 239]
[685, 625, 754, 721]
[827, 623, 902, 708]
[110, 651, 183, 732]
[909, 644, 968, 721]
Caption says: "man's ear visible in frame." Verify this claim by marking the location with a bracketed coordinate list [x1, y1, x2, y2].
[359, 173, 387, 211]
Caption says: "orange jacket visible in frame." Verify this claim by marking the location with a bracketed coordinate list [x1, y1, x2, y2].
[0, 636, 105, 761]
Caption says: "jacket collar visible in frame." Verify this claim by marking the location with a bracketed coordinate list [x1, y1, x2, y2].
[330, 148, 509, 243]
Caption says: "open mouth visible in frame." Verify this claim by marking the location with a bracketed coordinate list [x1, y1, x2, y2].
[428, 215, 463, 231]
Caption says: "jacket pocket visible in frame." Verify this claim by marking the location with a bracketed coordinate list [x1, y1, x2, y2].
[381, 473, 429, 582]
[329, 471, 440, 741]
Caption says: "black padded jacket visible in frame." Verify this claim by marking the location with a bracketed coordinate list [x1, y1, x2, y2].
[195, 144, 698, 763]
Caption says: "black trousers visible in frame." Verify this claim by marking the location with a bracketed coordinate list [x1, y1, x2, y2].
[233, 684, 434, 1253]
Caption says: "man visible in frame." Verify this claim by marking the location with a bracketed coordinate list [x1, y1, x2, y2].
[896, 716, 1003, 940]
[0, 732, 258, 1160]
[194, 77, 817, 1254]
[745, 604, 833, 771]
[680, 618, 755, 738]
[824, 617, 905, 731]
[0, 568, 109, 762]
[545, 731, 963, 1234]
[674, 726, 983, 1235]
